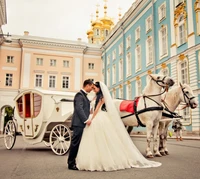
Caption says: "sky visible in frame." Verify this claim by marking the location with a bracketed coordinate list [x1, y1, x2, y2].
[2, 0, 135, 42]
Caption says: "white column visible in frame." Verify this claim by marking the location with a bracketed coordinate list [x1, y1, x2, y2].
[187, 0, 195, 47]
[22, 53, 31, 88]
[74, 58, 81, 90]
[169, 0, 177, 56]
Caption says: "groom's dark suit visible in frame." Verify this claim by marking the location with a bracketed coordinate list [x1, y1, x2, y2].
[68, 90, 90, 168]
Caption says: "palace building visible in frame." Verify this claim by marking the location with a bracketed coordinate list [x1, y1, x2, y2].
[101, 0, 200, 133]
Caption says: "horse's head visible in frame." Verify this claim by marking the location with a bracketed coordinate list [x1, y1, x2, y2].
[149, 74, 175, 90]
[179, 83, 198, 109]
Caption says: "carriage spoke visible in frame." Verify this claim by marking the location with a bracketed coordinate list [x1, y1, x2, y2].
[50, 124, 71, 155]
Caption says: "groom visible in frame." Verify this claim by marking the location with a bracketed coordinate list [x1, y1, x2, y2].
[68, 79, 94, 170]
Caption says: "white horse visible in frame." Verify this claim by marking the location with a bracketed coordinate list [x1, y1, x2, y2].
[158, 83, 198, 155]
[114, 74, 175, 158]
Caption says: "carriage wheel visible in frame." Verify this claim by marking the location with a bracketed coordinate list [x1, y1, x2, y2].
[49, 124, 71, 156]
[4, 120, 16, 150]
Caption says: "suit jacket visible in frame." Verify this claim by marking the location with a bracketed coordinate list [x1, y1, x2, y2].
[71, 90, 90, 128]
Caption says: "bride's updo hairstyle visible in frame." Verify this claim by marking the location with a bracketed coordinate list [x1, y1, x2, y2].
[94, 82, 106, 111]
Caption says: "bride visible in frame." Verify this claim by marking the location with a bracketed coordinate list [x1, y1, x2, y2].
[76, 81, 161, 171]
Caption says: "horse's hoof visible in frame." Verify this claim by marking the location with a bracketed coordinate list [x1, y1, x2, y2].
[146, 154, 154, 158]
[155, 154, 162, 157]
[165, 151, 169, 155]
[160, 151, 166, 156]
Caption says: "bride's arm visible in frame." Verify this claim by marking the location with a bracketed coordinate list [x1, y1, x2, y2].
[91, 98, 104, 120]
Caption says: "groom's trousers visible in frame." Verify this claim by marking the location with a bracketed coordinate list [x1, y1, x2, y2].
[68, 126, 84, 166]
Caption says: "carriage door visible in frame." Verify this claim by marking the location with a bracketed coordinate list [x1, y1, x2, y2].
[24, 93, 33, 136]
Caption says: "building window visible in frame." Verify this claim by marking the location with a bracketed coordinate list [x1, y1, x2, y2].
[107, 68, 110, 87]
[63, 60, 69, 68]
[178, 15, 186, 45]
[105, 29, 109, 36]
[35, 74, 43, 87]
[135, 27, 140, 42]
[126, 52, 131, 76]
[127, 84, 132, 100]
[112, 50, 116, 61]
[112, 64, 116, 84]
[36, 58, 43, 65]
[159, 25, 168, 58]
[126, 36, 131, 49]
[88, 63, 94, 69]
[50, 59, 56, 66]
[7, 56, 14, 63]
[159, 2, 166, 22]
[119, 58, 123, 81]
[146, 16, 152, 32]
[96, 29, 100, 35]
[107, 55, 110, 65]
[135, 45, 141, 71]
[5, 74, 13, 86]
[62, 76, 69, 89]
[49, 75, 56, 88]
[178, 59, 189, 84]
[136, 79, 142, 96]
[119, 43, 123, 55]
[146, 36, 153, 65]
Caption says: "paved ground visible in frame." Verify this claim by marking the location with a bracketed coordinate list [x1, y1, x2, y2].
[0, 135, 200, 179]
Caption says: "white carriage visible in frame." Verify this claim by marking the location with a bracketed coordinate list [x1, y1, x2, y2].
[4, 89, 76, 155]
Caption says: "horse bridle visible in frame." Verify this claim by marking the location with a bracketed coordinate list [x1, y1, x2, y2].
[151, 76, 167, 88]
[146, 76, 169, 98]
[181, 86, 195, 108]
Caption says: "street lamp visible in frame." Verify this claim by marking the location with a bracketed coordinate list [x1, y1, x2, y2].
[0, 32, 12, 44]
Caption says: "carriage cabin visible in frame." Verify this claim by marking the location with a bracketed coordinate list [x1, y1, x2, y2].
[14, 89, 75, 140]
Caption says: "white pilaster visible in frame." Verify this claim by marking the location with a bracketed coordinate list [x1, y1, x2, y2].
[22, 53, 31, 88]
[170, 0, 177, 56]
[187, 0, 195, 47]
[74, 58, 81, 90]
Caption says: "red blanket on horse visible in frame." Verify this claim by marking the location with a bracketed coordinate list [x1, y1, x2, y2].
[119, 98, 140, 113]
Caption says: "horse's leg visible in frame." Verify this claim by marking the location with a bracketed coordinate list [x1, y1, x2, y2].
[163, 122, 171, 155]
[152, 120, 162, 157]
[146, 122, 154, 158]
[158, 121, 166, 156]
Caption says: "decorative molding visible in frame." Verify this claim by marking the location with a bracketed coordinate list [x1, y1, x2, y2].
[147, 70, 152, 74]
[2, 67, 17, 71]
[174, 2, 187, 26]
[33, 70, 45, 73]
[178, 54, 186, 61]
[161, 63, 167, 69]
[194, 0, 200, 12]
[171, 43, 176, 48]
[136, 76, 140, 81]
[47, 71, 58, 74]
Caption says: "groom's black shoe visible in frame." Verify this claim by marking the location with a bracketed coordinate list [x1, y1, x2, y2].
[68, 165, 79, 170]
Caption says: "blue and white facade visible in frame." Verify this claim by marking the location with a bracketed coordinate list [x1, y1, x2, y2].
[101, 0, 200, 132]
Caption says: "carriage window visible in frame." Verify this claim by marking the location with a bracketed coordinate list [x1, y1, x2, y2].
[17, 96, 23, 118]
[33, 93, 42, 117]
[24, 94, 31, 118]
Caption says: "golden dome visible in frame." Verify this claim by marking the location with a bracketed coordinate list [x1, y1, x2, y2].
[87, 28, 93, 35]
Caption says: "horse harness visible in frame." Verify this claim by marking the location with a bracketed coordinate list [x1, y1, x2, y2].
[121, 96, 164, 127]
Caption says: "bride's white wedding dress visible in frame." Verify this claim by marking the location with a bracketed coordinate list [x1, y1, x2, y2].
[76, 82, 161, 171]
